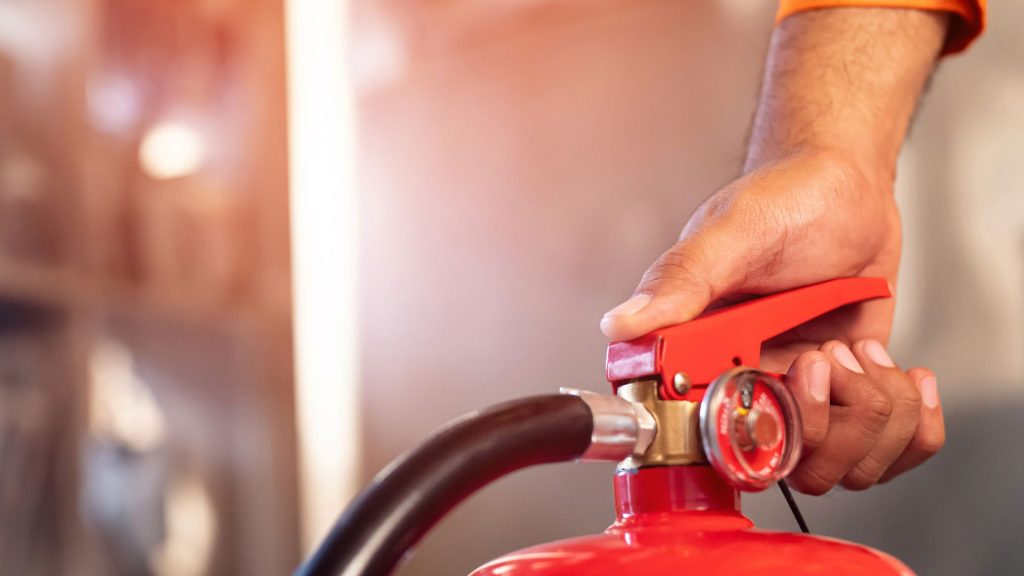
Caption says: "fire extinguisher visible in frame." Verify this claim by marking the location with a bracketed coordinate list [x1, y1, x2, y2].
[296, 277, 915, 576]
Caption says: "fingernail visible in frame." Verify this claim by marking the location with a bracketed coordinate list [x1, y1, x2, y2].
[830, 343, 864, 373]
[920, 376, 938, 409]
[806, 360, 830, 403]
[602, 293, 652, 318]
[862, 339, 895, 368]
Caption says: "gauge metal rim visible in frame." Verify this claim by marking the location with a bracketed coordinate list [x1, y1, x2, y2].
[699, 366, 803, 491]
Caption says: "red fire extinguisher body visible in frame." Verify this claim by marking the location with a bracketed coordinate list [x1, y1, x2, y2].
[471, 467, 914, 576]
[298, 279, 921, 576]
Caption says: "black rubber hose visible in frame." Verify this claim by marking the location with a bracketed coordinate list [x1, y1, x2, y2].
[294, 394, 594, 576]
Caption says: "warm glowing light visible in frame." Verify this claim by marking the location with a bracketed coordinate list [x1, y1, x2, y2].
[150, 472, 217, 576]
[88, 340, 167, 453]
[139, 122, 206, 180]
[285, 0, 361, 552]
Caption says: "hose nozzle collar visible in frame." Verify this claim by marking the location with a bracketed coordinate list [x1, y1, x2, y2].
[560, 388, 656, 461]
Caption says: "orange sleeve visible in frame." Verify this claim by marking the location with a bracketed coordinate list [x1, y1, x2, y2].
[776, 0, 986, 55]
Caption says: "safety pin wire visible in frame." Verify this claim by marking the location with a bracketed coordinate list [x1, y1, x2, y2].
[778, 480, 810, 534]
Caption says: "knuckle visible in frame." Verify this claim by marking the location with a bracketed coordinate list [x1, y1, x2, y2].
[854, 386, 893, 435]
[789, 464, 838, 496]
[863, 389, 893, 419]
[840, 469, 879, 491]
[640, 248, 688, 282]
[861, 378, 893, 411]
[841, 454, 887, 491]
[890, 377, 923, 414]
[638, 248, 713, 295]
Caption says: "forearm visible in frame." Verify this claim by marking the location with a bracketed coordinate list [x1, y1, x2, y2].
[745, 8, 949, 176]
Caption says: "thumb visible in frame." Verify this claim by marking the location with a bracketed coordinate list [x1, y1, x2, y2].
[600, 224, 754, 341]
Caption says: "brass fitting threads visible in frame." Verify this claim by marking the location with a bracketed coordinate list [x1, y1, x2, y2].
[615, 380, 706, 471]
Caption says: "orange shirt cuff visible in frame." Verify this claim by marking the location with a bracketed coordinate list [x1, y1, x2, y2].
[776, 0, 986, 55]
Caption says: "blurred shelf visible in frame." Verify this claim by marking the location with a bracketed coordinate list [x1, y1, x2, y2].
[0, 257, 87, 312]
[0, 257, 262, 329]
[100, 283, 259, 331]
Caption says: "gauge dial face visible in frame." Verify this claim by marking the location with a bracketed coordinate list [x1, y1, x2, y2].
[700, 368, 802, 491]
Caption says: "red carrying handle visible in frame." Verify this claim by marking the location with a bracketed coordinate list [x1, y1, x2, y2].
[605, 277, 892, 400]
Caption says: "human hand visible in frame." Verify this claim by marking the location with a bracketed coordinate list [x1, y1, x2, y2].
[601, 150, 943, 492]
[600, 7, 951, 492]
[784, 339, 943, 494]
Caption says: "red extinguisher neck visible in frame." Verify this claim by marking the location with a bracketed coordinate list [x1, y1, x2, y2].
[613, 466, 749, 528]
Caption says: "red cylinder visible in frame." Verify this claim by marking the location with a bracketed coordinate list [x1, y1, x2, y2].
[470, 466, 913, 576]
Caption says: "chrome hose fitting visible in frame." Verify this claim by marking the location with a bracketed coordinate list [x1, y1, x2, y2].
[560, 388, 656, 462]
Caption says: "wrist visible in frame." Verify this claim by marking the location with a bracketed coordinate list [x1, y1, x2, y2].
[744, 145, 894, 197]
[744, 8, 949, 180]
[744, 140, 893, 183]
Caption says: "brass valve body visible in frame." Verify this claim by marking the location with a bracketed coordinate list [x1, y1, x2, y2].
[615, 380, 706, 471]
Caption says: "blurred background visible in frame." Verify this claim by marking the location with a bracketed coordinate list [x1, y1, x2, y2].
[0, 1, 1021, 575]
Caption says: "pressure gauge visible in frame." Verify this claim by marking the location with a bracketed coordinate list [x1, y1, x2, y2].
[699, 367, 802, 491]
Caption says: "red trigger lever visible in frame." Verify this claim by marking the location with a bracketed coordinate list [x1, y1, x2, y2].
[605, 277, 892, 401]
